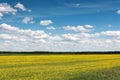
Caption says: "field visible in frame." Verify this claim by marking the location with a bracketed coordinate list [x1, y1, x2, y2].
[0, 54, 120, 80]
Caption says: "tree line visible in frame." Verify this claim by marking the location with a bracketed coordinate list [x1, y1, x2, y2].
[0, 51, 120, 55]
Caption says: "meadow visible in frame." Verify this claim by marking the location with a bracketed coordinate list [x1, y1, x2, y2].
[0, 54, 120, 80]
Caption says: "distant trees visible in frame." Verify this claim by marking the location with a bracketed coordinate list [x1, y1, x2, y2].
[0, 51, 120, 55]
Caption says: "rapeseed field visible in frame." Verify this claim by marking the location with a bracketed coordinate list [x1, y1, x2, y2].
[0, 54, 120, 80]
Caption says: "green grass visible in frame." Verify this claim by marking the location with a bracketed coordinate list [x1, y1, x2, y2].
[0, 54, 120, 80]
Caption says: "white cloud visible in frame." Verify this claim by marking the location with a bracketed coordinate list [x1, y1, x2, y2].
[0, 23, 120, 51]
[15, 3, 31, 12]
[62, 33, 79, 41]
[49, 36, 62, 41]
[0, 34, 27, 42]
[15, 3, 26, 11]
[85, 25, 94, 28]
[0, 34, 14, 40]
[0, 23, 19, 31]
[40, 20, 53, 26]
[117, 10, 120, 14]
[0, 3, 17, 19]
[22, 17, 34, 24]
[62, 33, 99, 42]
[46, 26, 56, 30]
[0, 13, 3, 19]
[101, 31, 120, 38]
[0, 23, 48, 41]
[63, 25, 93, 33]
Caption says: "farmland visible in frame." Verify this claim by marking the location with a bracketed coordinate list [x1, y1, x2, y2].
[0, 54, 120, 80]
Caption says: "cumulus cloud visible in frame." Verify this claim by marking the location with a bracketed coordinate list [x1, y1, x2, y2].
[0, 23, 48, 42]
[85, 25, 94, 28]
[15, 3, 26, 11]
[22, 17, 34, 24]
[62, 33, 99, 42]
[0, 23, 19, 31]
[63, 25, 94, 33]
[117, 10, 120, 14]
[101, 31, 120, 38]
[0, 23, 120, 51]
[0, 34, 15, 40]
[40, 20, 53, 26]
[0, 2, 31, 19]
[49, 36, 62, 41]
[15, 2, 31, 12]
[46, 26, 56, 30]
[62, 33, 79, 41]
[0, 3, 17, 19]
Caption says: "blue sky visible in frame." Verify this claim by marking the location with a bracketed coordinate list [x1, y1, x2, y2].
[0, 0, 120, 51]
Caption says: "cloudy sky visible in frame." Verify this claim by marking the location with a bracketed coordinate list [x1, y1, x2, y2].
[0, 0, 120, 52]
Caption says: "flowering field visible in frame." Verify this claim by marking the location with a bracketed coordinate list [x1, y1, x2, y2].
[0, 54, 120, 80]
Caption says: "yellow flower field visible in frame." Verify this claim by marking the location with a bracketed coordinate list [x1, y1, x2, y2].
[0, 54, 120, 80]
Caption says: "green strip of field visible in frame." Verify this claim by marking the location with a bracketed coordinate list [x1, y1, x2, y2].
[0, 54, 120, 80]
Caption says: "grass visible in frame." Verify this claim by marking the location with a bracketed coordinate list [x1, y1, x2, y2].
[0, 54, 120, 80]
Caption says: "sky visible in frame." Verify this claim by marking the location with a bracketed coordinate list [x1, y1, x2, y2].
[0, 0, 120, 52]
